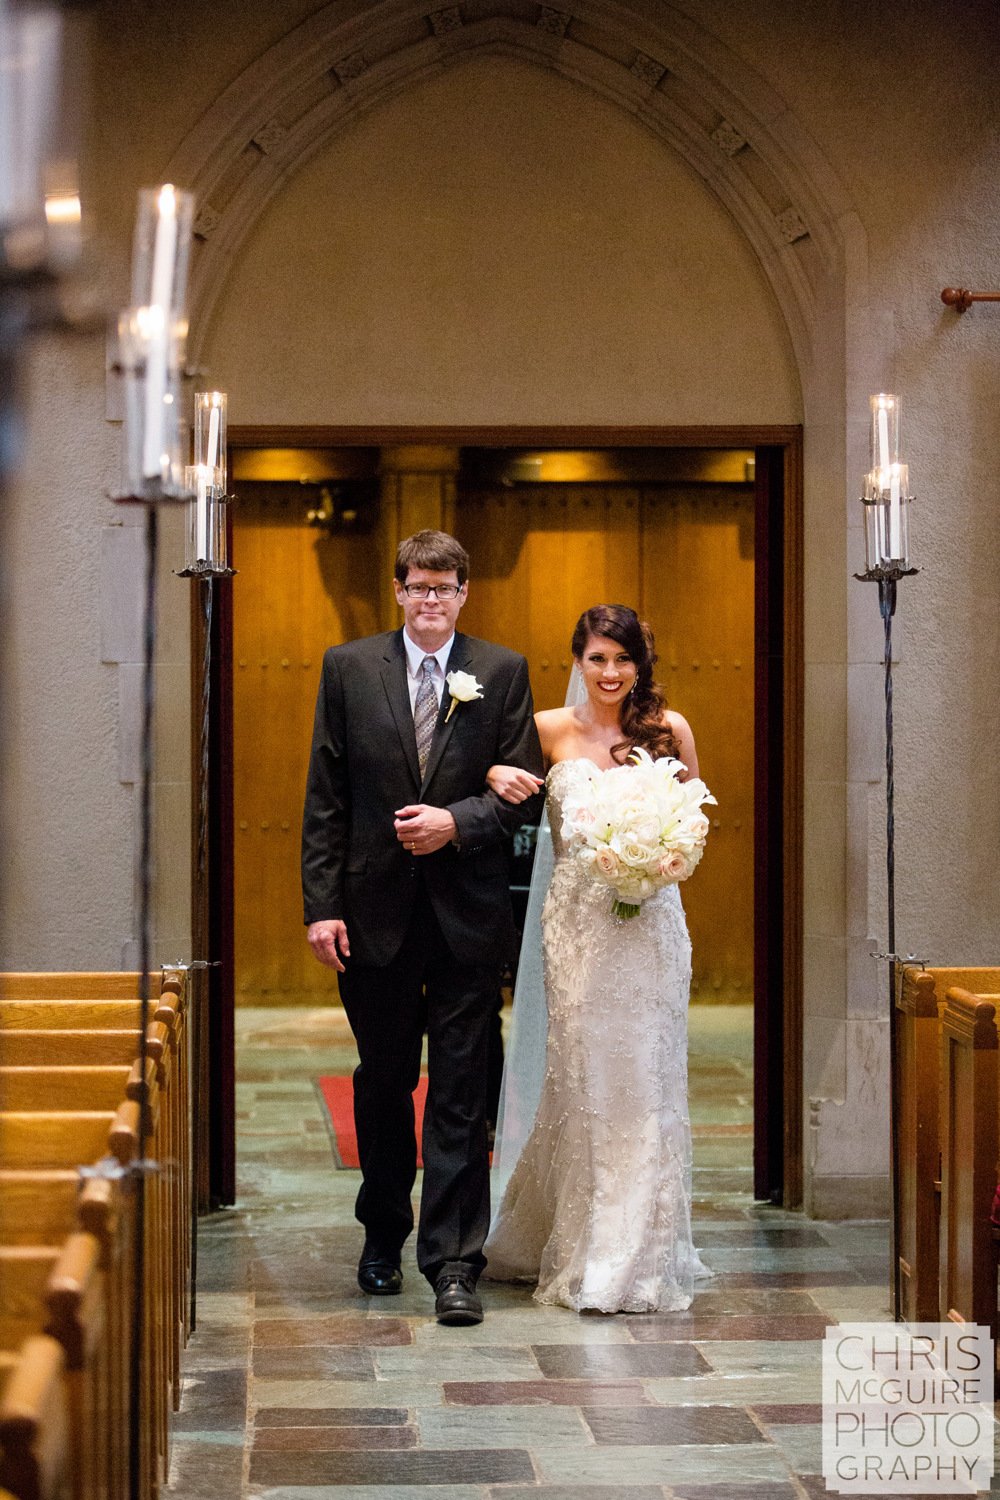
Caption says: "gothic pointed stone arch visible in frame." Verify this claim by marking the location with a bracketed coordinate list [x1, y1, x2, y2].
[164, 3, 876, 1214]
[165, 0, 861, 374]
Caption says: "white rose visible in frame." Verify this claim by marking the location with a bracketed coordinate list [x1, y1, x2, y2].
[446, 670, 483, 703]
[620, 839, 657, 868]
[594, 846, 621, 879]
[444, 670, 484, 721]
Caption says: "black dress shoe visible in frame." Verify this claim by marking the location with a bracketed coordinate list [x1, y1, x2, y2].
[358, 1247, 402, 1295]
[434, 1272, 483, 1326]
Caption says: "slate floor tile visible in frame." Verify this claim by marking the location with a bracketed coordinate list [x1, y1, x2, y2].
[251, 1347, 377, 1380]
[489, 1489, 664, 1500]
[254, 1314, 411, 1347]
[252, 1423, 416, 1449]
[669, 1485, 801, 1499]
[712, 1269, 860, 1287]
[763, 1420, 823, 1470]
[694, 1226, 830, 1247]
[443, 1379, 649, 1405]
[582, 1403, 763, 1445]
[751, 1402, 823, 1424]
[626, 1314, 832, 1341]
[797, 1476, 949, 1500]
[257, 1407, 409, 1426]
[250, 1489, 489, 1500]
[167, 1435, 246, 1495]
[673, 1288, 821, 1315]
[174, 1368, 248, 1433]
[698, 1340, 822, 1374]
[248, 1448, 535, 1487]
[532, 1342, 712, 1379]
[375, 1346, 542, 1381]
[700, 1248, 854, 1273]
[645, 1372, 820, 1406]
[253, 1378, 448, 1409]
[534, 1441, 793, 1485]
[417, 1404, 588, 1447]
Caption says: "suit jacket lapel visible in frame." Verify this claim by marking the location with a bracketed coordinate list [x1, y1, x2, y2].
[420, 633, 472, 795]
[380, 631, 421, 789]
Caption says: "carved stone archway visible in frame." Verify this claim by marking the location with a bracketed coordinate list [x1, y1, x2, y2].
[166, 2, 875, 1215]
[165, 0, 861, 374]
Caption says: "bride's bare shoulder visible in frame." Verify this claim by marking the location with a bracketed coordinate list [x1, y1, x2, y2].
[535, 706, 577, 760]
[535, 706, 575, 729]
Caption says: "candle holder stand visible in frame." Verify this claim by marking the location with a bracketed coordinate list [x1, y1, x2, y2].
[175, 492, 238, 578]
[853, 553, 919, 1321]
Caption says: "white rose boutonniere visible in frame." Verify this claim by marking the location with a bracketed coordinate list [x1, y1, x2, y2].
[445, 669, 484, 723]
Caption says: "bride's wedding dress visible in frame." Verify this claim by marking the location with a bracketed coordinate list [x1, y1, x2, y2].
[485, 758, 706, 1313]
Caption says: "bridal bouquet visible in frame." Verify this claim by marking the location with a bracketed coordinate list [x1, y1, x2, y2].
[561, 748, 716, 919]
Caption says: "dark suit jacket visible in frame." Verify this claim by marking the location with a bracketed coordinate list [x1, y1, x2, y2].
[302, 628, 544, 968]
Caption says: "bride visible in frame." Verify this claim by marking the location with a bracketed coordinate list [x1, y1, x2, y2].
[482, 603, 708, 1314]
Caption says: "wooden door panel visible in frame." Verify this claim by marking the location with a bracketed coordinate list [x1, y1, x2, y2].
[640, 487, 755, 1002]
[232, 492, 380, 1004]
[232, 478, 754, 1007]
[457, 487, 640, 711]
[459, 481, 754, 1003]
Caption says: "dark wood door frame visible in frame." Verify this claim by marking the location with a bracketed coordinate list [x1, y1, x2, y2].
[199, 423, 804, 1209]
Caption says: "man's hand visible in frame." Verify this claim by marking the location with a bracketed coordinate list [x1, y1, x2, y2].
[307, 919, 350, 972]
[394, 804, 458, 855]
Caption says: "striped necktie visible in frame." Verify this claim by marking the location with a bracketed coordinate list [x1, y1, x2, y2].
[413, 656, 438, 776]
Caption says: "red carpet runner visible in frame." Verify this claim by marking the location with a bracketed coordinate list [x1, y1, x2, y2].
[316, 1075, 429, 1168]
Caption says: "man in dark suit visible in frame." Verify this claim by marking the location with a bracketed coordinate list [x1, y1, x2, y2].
[302, 529, 544, 1325]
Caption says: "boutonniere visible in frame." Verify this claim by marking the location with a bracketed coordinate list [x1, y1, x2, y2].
[445, 670, 484, 722]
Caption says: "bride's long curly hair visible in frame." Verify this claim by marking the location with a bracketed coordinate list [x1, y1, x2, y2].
[571, 604, 679, 764]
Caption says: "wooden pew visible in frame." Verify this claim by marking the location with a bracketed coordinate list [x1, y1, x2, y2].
[0, 1234, 104, 1500]
[0, 975, 164, 1000]
[0, 1072, 131, 1114]
[0, 969, 190, 1500]
[937, 986, 999, 1334]
[895, 964, 1000, 1323]
[0, 1139, 138, 1500]
[0, 1335, 69, 1500]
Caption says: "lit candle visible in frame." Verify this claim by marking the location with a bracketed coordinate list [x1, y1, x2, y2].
[877, 401, 890, 490]
[206, 401, 220, 475]
[195, 464, 209, 562]
[141, 185, 177, 480]
[888, 463, 901, 559]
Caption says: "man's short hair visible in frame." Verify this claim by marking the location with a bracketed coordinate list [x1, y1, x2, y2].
[394, 530, 469, 586]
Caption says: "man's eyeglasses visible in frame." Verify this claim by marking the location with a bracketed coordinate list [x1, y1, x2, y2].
[401, 583, 463, 600]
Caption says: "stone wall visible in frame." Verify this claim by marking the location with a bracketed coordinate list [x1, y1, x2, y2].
[5, 0, 999, 1213]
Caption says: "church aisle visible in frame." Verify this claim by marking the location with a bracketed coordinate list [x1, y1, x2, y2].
[166, 1007, 890, 1499]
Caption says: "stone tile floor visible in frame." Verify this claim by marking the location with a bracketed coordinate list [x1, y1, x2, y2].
[165, 1004, 912, 1499]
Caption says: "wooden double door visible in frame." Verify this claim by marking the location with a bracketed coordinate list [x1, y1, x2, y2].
[230, 471, 754, 1009]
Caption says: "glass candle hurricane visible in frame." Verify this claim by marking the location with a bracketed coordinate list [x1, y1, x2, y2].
[119, 184, 194, 495]
[863, 394, 912, 570]
[194, 391, 227, 494]
[863, 462, 912, 572]
[118, 302, 189, 499]
[182, 463, 228, 572]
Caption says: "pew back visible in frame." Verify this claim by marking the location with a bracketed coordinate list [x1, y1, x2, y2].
[938, 987, 999, 1332]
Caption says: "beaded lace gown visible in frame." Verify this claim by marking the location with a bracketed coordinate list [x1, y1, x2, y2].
[485, 758, 706, 1314]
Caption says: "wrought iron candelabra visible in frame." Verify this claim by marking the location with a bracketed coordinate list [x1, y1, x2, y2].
[854, 393, 919, 1321]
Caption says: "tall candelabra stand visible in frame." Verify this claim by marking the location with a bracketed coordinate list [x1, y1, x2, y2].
[854, 393, 918, 1321]
[174, 386, 235, 1331]
[113, 180, 197, 1500]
